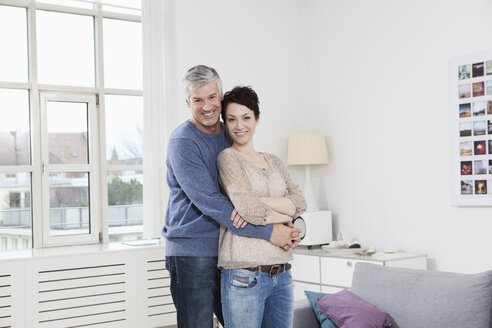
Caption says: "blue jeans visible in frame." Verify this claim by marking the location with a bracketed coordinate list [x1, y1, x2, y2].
[221, 266, 294, 328]
[165, 256, 223, 328]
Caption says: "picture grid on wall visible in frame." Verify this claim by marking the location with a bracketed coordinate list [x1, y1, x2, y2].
[452, 53, 492, 205]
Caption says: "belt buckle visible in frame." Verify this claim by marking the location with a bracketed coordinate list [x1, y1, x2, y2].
[269, 264, 281, 277]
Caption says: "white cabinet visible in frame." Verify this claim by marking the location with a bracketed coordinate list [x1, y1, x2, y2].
[291, 247, 427, 300]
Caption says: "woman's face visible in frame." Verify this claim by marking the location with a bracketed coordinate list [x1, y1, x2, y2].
[224, 102, 259, 147]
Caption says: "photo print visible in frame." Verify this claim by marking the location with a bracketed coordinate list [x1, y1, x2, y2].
[474, 160, 487, 174]
[474, 140, 486, 155]
[460, 141, 473, 156]
[473, 81, 485, 97]
[473, 101, 486, 116]
[487, 60, 492, 75]
[460, 122, 472, 137]
[461, 161, 472, 175]
[459, 84, 471, 98]
[451, 53, 492, 205]
[461, 180, 473, 195]
[459, 103, 471, 117]
[475, 180, 487, 194]
[473, 120, 486, 136]
[459, 64, 471, 79]
[472, 62, 484, 77]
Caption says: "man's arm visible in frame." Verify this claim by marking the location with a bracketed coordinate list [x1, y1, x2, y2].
[168, 138, 273, 239]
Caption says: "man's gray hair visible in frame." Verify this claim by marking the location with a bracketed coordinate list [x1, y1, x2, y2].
[183, 65, 223, 100]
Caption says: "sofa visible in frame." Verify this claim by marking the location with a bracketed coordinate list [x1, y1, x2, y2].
[293, 262, 492, 328]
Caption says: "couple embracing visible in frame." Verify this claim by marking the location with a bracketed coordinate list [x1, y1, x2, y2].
[163, 65, 306, 328]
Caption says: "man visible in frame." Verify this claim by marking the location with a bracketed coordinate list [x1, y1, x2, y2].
[163, 65, 300, 328]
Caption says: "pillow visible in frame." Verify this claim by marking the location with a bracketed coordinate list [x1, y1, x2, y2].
[316, 289, 392, 328]
[304, 290, 337, 328]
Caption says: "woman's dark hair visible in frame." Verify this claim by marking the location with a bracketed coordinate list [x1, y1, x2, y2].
[221, 86, 260, 122]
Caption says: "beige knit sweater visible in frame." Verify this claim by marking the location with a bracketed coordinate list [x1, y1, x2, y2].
[216, 148, 306, 269]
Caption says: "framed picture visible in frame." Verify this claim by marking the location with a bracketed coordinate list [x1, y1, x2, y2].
[450, 51, 492, 205]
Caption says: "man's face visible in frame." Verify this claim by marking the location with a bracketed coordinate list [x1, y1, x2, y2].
[186, 81, 222, 134]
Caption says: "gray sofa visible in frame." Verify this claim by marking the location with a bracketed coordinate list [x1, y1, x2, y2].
[293, 262, 492, 328]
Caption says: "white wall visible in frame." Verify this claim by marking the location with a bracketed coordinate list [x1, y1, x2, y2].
[167, 0, 308, 160]
[164, 0, 492, 273]
[305, 0, 492, 272]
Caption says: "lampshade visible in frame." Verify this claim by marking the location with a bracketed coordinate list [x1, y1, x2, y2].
[287, 133, 329, 166]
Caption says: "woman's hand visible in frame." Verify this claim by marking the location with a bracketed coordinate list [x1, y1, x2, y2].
[230, 209, 248, 228]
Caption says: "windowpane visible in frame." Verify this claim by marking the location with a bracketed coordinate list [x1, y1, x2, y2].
[0, 173, 32, 251]
[37, 10, 95, 87]
[47, 101, 88, 165]
[49, 172, 90, 236]
[105, 95, 142, 164]
[107, 170, 142, 242]
[103, 18, 142, 90]
[0, 5, 28, 83]
[0, 89, 30, 166]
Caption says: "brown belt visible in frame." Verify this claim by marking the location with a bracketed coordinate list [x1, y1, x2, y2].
[243, 263, 292, 277]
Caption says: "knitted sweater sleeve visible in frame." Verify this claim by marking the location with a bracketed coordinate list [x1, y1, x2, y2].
[270, 154, 307, 218]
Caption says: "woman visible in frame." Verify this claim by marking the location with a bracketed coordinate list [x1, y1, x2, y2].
[217, 86, 306, 328]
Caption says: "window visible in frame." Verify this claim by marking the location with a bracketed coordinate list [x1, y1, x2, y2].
[41, 93, 99, 245]
[0, 0, 145, 250]
[0, 5, 28, 82]
[37, 10, 95, 87]
[0, 173, 32, 251]
[103, 19, 143, 90]
[105, 95, 143, 241]
[0, 89, 30, 166]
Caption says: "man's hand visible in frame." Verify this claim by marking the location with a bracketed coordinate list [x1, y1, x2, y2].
[287, 221, 301, 249]
[270, 223, 301, 251]
[231, 209, 247, 228]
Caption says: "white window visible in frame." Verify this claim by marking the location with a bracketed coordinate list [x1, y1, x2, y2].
[37, 10, 96, 87]
[0, 0, 150, 250]
[40, 93, 100, 245]
[0, 5, 28, 83]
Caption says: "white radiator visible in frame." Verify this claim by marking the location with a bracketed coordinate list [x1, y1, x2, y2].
[0, 245, 176, 328]
[143, 259, 175, 325]
[0, 273, 13, 328]
[0, 260, 23, 328]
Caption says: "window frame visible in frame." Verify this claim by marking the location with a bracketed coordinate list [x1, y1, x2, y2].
[0, 0, 156, 251]
[39, 92, 100, 246]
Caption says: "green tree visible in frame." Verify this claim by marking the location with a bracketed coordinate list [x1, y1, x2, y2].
[107, 177, 143, 205]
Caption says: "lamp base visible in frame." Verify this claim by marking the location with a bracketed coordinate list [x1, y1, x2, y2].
[303, 165, 319, 211]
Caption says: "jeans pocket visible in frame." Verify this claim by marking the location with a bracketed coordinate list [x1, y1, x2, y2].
[230, 271, 258, 289]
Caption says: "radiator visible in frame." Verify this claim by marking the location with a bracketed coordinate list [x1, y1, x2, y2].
[0, 245, 176, 328]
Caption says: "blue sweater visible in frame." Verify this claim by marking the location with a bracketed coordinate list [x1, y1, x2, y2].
[162, 120, 273, 256]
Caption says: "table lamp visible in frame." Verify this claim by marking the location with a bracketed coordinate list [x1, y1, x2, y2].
[287, 133, 329, 211]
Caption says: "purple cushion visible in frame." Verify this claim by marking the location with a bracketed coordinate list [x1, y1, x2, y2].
[316, 289, 392, 328]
